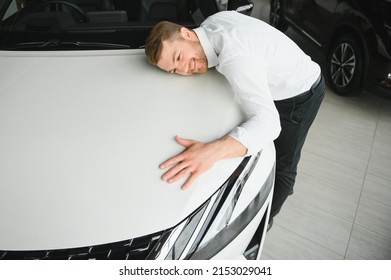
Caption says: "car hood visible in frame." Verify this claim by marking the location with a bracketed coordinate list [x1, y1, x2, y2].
[0, 49, 245, 250]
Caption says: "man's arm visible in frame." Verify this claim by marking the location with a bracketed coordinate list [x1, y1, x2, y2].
[160, 135, 247, 190]
[160, 56, 280, 190]
[220, 56, 281, 155]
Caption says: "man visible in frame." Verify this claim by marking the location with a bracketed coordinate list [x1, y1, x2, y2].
[144, 11, 325, 226]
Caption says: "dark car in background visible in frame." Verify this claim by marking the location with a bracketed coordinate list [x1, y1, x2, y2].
[0, 0, 253, 50]
[270, 0, 391, 96]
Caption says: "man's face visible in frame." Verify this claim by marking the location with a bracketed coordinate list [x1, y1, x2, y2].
[156, 28, 208, 76]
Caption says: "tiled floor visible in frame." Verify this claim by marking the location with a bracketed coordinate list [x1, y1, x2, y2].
[251, 0, 391, 259]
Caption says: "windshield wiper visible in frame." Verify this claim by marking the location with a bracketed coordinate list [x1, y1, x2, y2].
[3, 40, 131, 50]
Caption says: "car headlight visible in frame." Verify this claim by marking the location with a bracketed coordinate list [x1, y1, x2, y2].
[216, 0, 254, 15]
[147, 151, 274, 260]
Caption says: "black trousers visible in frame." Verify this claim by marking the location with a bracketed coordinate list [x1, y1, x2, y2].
[270, 74, 325, 218]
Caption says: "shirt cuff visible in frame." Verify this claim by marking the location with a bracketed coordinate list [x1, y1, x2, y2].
[228, 128, 253, 156]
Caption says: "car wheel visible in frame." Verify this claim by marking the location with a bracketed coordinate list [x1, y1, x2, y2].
[327, 34, 363, 96]
[269, 0, 289, 32]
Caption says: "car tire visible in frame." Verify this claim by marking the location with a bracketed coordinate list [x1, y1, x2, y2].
[327, 34, 364, 96]
[269, 0, 289, 32]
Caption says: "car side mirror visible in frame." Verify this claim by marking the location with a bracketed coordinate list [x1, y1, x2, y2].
[227, 0, 254, 15]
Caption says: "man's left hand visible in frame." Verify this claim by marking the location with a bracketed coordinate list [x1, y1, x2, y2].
[160, 135, 247, 190]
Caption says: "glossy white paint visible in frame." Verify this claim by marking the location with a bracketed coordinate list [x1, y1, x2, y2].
[0, 49, 274, 255]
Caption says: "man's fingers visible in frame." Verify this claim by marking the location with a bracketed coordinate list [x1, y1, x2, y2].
[161, 161, 189, 182]
[159, 153, 184, 169]
[181, 172, 199, 190]
[175, 135, 194, 147]
[164, 167, 191, 184]
[160, 136, 193, 169]
[159, 136, 210, 190]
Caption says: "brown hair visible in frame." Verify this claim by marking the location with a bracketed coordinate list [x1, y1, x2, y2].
[145, 21, 184, 65]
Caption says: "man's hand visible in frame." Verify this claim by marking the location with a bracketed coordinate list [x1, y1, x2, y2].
[160, 135, 247, 190]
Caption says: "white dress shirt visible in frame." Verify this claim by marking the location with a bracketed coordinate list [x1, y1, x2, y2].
[194, 11, 321, 155]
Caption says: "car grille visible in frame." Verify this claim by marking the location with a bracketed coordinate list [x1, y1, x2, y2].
[0, 231, 165, 260]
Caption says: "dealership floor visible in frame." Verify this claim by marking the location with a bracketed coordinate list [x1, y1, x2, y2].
[251, 0, 391, 259]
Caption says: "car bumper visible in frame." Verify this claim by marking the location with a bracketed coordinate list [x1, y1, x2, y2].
[366, 54, 391, 96]
[364, 78, 391, 97]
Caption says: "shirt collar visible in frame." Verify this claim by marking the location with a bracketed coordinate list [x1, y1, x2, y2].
[194, 27, 218, 68]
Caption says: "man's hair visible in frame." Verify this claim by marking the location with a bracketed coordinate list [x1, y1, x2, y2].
[145, 21, 184, 65]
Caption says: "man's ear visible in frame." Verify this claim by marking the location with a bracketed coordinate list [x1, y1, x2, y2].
[179, 27, 195, 40]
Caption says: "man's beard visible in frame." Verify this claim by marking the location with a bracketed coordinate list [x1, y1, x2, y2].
[191, 41, 208, 74]
[194, 56, 208, 74]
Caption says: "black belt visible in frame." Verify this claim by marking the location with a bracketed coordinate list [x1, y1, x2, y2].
[275, 74, 323, 104]
[311, 74, 322, 90]
[295, 74, 322, 99]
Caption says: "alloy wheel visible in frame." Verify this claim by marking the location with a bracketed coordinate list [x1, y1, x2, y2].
[330, 42, 356, 88]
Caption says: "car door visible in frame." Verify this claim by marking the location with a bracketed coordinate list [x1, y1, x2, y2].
[285, 0, 338, 48]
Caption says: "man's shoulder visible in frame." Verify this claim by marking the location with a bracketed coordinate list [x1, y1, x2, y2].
[204, 11, 263, 28]
[207, 10, 243, 21]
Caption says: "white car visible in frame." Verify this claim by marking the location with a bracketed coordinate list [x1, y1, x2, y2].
[0, 0, 274, 260]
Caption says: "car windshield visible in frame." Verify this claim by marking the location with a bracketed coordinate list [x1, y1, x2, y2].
[0, 0, 214, 50]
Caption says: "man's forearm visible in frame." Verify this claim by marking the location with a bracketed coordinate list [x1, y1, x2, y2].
[211, 135, 248, 161]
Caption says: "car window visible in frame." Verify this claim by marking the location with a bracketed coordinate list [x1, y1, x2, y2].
[2, 0, 20, 20]
[0, 0, 214, 50]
